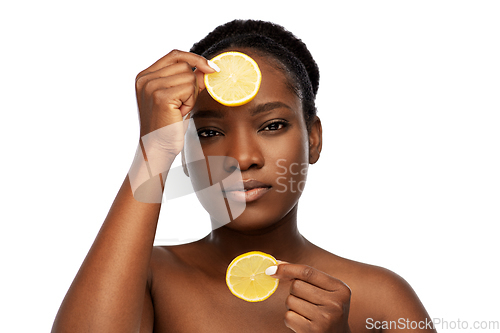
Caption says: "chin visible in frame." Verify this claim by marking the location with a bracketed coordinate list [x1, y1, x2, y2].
[214, 201, 298, 234]
[213, 211, 273, 233]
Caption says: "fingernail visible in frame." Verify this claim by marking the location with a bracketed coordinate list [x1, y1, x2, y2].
[207, 60, 220, 72]
[265, 265, 278, 276]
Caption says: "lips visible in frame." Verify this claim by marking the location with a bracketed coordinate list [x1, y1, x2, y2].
[223, 179, 272, 203]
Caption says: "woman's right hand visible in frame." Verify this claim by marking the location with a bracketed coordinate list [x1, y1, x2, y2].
[135, 49, 219, 156]
[129, 50, 218, 202]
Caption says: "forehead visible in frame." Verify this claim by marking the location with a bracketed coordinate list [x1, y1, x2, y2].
[192, 49, 302, 118]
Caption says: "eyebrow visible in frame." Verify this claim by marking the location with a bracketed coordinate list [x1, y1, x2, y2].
[191, 101, 291, 119]
[250, 101, 291, 116]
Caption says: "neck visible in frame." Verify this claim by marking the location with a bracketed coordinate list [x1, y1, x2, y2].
[202, 205, 310, 263]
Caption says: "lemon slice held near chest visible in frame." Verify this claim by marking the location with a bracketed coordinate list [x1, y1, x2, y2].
[204, 52, 262, 107]
[226, 251, 279, 302]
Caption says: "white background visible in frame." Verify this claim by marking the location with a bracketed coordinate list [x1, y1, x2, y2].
[1, 1, 499, 332]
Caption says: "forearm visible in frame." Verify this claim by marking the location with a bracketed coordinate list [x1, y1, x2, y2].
[52, 154, 170, 332]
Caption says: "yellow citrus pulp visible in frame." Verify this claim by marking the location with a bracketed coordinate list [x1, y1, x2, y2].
[225, 251, 279, 302]
[204, 52, 262, 106]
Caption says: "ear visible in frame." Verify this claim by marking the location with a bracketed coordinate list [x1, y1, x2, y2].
[181, 148, 190, 177]
[308, 116, 322, 164]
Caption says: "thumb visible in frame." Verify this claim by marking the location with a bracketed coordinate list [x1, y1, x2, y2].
[195, 59, 220, 92]
[264, 261, 289, 278]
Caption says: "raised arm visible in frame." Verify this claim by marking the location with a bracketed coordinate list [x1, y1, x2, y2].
[51, 50, 218, 333]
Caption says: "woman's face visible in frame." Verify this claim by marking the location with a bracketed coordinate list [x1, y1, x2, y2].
[184, 49, 320, 232]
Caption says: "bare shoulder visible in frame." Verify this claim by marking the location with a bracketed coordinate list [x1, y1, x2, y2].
[147, 246, 185, 292]
[148, 240, 219, 278]
[150, 244, 186, 264]
[310, 247, 435, 332]
[311, 246, 409, 285]
[149, 241, 204, 271]
[146, 241, 216, 301]
[332, 254, 416, 299]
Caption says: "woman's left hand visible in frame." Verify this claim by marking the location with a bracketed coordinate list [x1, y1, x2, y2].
[266, 263, 352, 333]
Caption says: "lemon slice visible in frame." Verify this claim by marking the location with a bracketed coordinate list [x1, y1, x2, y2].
[226, 251, 279, 302]
[204, 52, 262, 107]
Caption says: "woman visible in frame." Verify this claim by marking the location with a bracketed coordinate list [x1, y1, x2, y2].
[52, 20, 435, 332]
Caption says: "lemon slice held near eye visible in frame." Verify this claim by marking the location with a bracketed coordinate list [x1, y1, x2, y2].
[226, 251, 279, 302]
[204, 52, 262, 107]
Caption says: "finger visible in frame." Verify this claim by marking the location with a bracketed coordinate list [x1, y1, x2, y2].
[138, 49, 218, 79]
[148, 83, 198, 118]
[141, 73, 198, 100]
[285, 294, 317, 321]
[289, 279, 328, 306]
[178, 88, 197, 117]
[284, 310, 310, 333]
[193, 68, 207, 92]
[267, 264, 344, 292]
[136, 62, 194, 92]
[289, 280, 351, 327]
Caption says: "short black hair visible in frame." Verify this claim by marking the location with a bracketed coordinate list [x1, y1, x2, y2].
[190, 20, 319, 130]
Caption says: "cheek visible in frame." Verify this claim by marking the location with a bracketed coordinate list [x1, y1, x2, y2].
[268, 134, 310, 196]
[269, 125, 310, 163]
[184, 132, 241, 195]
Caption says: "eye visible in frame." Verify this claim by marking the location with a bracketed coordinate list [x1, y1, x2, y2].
[261, 120, 288, 132]
[197, 129, 222, 138]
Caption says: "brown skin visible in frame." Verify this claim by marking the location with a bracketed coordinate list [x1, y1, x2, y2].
[52, 49, 436, 333]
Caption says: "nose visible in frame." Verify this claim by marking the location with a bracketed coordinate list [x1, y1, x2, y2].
[223, 131, 264, 172]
